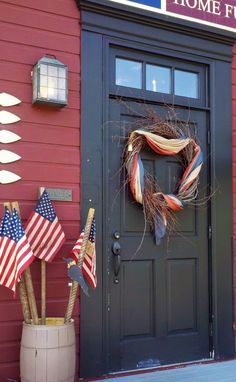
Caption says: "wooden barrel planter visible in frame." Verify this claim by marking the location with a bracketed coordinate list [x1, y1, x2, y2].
[20, 318, 76, 382]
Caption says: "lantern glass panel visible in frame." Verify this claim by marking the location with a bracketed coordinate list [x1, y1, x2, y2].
[48, 66, 58, 77]
[48, 88, 58, 100]
[58, 78, 66, 89]
[33, 87, 37, 100]
[33, 69, 38, 90]
[58, 89, 66, 101]
[59, 67, 66, 78]
[33, 56, 68, 106]
[40, 64, 48, 75]
[48, 76, 57, 88]
[40, 87, 48, 98]
[40, 75, 47, 87]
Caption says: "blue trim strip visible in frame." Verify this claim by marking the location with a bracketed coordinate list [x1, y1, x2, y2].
[129, 0, 161, 8]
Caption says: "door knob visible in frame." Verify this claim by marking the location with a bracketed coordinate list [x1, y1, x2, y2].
[112, 241, 121, 280]
[112, 241, 121, 255]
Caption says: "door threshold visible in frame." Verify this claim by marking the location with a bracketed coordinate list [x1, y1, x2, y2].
[80, 357, 236, 381]
[109, 358, 213, 376]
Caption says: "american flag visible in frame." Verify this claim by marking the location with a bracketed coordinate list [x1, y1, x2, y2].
[69, 231, 84, 264]
[25, 190, 66, 262]
[0, 208, 34, 292]
[82, 218, 97, 288]
[71, 218, 97, 289]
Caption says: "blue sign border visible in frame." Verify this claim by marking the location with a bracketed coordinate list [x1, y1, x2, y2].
[130, 0, 161, 8]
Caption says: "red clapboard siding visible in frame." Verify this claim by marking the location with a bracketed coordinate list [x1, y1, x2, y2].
[233, 45, 236, 351]
[0, 61, 80, 94]
[2, 0, 80, 18]
[0, 162, 80, 182]
[0, 184, 80, 203]
[0, 103, 80, 127]
[0, 322, 22, 342]
[0, 81, 80, 109]
[2, 123, 80, 146]
[0, 0, 81, 379]
[0, 22, 79, 54]
[0, 41, 81, 73]
[0, 362, 19, 381]
[0, 2, 80, 36]
[10, 144, 80, 165]
[0, 343, 21, 363]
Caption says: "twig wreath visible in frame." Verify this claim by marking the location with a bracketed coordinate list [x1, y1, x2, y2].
[124, 117, 203, 244]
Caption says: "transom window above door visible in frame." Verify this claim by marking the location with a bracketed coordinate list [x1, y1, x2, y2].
[116, 58, 199, 99]
[110, 48, 208, 108]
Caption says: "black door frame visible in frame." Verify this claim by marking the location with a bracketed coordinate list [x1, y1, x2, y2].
[78, 0, 235, 378]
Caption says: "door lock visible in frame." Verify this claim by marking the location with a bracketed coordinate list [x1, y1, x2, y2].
[112, 241, 121, 282]
[113, 231, 120, 240]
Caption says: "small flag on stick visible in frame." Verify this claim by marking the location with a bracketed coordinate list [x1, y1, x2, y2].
[25, 190, 65, 262]
[70, 218, 97, 289]
[82, 218, 97, 288]
[0, 208, 34, 293]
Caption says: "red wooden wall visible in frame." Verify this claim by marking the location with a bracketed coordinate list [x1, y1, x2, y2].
[0, 1, 81, 380]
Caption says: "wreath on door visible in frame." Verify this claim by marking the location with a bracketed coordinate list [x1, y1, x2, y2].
[124, 117, 203, 244]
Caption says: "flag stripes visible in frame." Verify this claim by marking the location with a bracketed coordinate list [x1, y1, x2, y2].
[82, 218, 97, 289]
[82, 253, 97, 288]
[0, 208, 34, 292]
[69, 218, 97, 289]
[69, 231, 84, 264]
[25, 213, 65, 262]
[25, 191, 65, 263]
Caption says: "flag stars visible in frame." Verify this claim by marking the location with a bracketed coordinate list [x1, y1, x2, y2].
[35, 191, 56, 222]
[0, 205, 34, 292]
[25, 190, 65, 262]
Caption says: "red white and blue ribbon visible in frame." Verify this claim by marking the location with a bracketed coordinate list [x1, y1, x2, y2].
[125, 129, 203, 244]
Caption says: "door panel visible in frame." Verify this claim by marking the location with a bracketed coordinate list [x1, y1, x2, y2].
[107, 100, 209, 372]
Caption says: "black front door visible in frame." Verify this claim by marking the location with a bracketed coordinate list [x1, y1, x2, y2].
[80, 6, 235, 376]
[106, 99, 209, 372]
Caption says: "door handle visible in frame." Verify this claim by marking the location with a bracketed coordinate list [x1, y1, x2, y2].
[112, 241, 121, 280]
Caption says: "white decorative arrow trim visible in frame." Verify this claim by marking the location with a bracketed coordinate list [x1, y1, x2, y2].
[0, 93, 21, 107]
[0, 110, 21, 124]
[0, 150, 21, 164]
[0, 170, 21, 184]
[0, 130, 21, 143]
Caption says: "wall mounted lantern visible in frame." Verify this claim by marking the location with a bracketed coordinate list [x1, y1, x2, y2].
[32, 56, 68, 107]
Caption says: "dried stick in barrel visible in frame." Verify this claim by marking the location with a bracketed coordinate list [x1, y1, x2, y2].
[39, 186, 46, 325]
[64, 208, 95, 323]
[12, 201, 39, 325]
[41, 260, 46, 325]
[18, 274, 31, 324]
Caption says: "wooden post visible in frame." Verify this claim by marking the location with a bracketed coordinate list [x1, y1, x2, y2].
[41, 261, 46, 325]
[12, 201, 39, 325]
[65, 208, 95, 323]
[39, 187, 46, 325]
[3, 202, 31, 324]
[18, 274, 31, 324]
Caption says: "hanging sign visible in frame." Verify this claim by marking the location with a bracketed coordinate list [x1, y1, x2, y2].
[108, 0, 236, 33]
